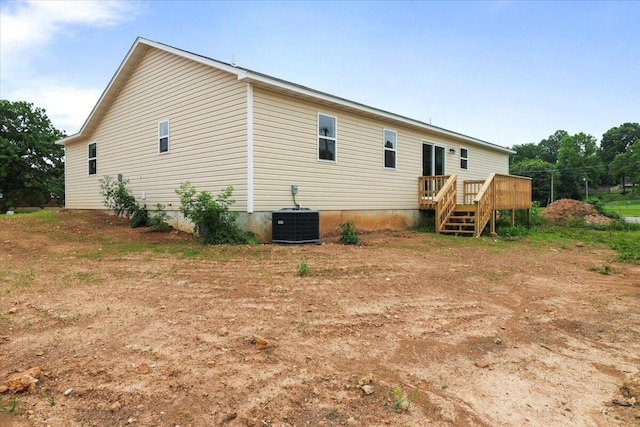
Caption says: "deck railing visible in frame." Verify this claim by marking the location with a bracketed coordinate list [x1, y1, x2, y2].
[473, 174, 497, 237]
[463, 180, 484, 204]
[435, 176, 457, 233]
[420, 174, 532, 236]
[418, 175, 451, 208]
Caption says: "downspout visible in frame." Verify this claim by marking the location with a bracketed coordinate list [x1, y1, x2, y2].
[246, 83, 254, 213]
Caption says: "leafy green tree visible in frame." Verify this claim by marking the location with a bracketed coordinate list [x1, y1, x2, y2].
[557, 132, 603, 199]
[601, 123, 640, 189]
[0, 100, 65, 212]
[510, 142, 542, 166]
[510, 130, 566, 167]
[510, 158, 557, 205]
[538, 130, 567, 164]
[610, 139, 640, 192]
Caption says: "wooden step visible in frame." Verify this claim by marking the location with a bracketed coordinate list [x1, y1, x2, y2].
[442, 204, 477, 235]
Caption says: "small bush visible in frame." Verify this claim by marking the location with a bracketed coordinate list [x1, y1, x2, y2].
[529, 201, 546, 227]
[130, 205, 148, 228]
[391, 386, 419, 413]
[146, 203, 171, 232]
[99, 175, 147, 227]
[296, 261, 310, 276]
[339, 221, 360, 245]
[99, 175, 139, 218]
[176, 182, 250, 244]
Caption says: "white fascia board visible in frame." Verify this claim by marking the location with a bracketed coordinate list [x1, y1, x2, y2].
[238, 72, 513, 155]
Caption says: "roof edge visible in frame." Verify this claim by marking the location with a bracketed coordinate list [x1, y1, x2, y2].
[58, 37, 514, 154]
[238, 72, 513, 154]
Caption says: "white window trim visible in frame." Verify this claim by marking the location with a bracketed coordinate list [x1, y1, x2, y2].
[88, 141, 97, 176]
[460, 147, 469, 170]
[158, 119, 170, 154]
[383, 128, 397, 170]
[317, 113, 337, 163]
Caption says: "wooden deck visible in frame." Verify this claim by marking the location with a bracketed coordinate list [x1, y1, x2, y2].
[419, 174, 532, 237]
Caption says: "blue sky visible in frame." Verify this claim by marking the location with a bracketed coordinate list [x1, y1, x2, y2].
[1, 0, 638, 148]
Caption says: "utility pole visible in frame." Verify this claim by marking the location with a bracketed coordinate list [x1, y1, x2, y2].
[583, 176, 589, 200]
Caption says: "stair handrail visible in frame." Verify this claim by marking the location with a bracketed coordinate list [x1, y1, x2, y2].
[472, 173, 496, 237]
[434, 175, 457, 233]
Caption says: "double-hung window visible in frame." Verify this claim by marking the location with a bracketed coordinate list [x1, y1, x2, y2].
[159, 120, 169, 153]
[460, 147, 468, 170]
[318, 113, 336, 162]
[88, 142, 97, 175]
[384, 129, 397, 169]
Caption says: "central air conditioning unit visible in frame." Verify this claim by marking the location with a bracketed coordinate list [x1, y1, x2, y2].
[271, 208, 320, 244]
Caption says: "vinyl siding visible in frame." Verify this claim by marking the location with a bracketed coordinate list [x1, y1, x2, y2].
[64, 48, 248, 210]
[252, 87, 508, 211]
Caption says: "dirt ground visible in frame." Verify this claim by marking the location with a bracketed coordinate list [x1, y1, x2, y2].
[1, 210, 639, 427]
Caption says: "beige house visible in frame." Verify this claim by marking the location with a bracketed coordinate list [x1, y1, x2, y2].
[59, 37, 530, 241]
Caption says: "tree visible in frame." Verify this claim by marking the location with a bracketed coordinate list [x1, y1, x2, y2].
[510, 142, 542, 166]
[601, 123, 640, 189]
[610, 139, 640, 192]
[538, 130, 567, 164]
[510, 158, 557, 206]
[557, 132, 603, 200]
[0, 100, 65, 212]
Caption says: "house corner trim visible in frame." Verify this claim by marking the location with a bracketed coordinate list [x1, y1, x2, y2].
[247, 83, 254, 213]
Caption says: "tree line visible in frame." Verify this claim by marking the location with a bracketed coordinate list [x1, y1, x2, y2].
[509, 123, 640, 205]
[1, 100, 65, 212]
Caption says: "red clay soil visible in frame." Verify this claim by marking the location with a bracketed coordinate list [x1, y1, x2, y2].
[1, 210, 639, 426]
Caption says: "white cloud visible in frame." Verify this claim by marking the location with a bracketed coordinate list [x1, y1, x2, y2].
[1, 0, 138, 51]
[7, 81, 103, 134]
[0, 0, 140, 132]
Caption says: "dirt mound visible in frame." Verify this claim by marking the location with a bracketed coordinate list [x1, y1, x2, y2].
[541, 199, 612, 226]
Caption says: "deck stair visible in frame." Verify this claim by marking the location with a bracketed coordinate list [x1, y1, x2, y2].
[441, 205, 477, 235]
[419, 173, 532, 237]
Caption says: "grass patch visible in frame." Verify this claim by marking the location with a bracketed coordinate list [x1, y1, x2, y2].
[604, 200, 640, 217]
[0, 396, 24, 415]
[588, 265, 612, 275]
[528, 225, 640, 264]
[0, 208, 62, 225]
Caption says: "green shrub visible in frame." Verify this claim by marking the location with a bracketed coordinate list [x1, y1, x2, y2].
[296, 261, 310, 276]
[130, 204, 148, 228]
[175, 182, 249, 244]
[146, 203, 171, 232]
[339, 221, 360, 245]
[99, 175, 140, 218]
[529, 201, 546, 227]
[497, 225, 529, 238]
[99, 175, 147, 227]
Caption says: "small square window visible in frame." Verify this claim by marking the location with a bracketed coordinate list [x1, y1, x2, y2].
[88, 142, 97, 175]
[460, 148, 468, 170]
[384, 129, 397, 169]
[159, 120, 169, 153]
[318, 114, 336, 162]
